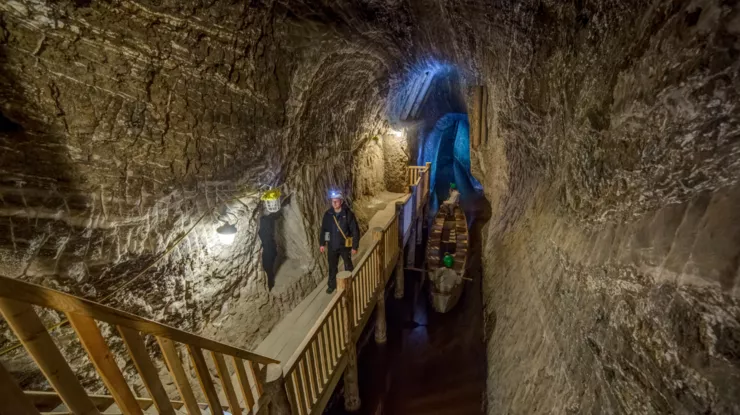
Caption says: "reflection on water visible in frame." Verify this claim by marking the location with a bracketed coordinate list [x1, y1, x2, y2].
[326, 197, 490, 415]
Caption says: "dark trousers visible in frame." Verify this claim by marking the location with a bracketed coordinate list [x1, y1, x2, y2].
[327, 248, 354, 290]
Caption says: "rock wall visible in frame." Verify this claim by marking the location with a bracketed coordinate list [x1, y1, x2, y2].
[382, 132, 409, 193]
[353, 136, 386, 198]
[1, 0, 739, 412]
[0, 0, 395, 392]
[461, 0, 740, 413]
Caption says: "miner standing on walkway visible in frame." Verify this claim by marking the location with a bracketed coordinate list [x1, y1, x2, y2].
[319, 191, 360, 294]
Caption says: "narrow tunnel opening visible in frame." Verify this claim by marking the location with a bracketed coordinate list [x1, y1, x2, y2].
[325, 63, 492, 415]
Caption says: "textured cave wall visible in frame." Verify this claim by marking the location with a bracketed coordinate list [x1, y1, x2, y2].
[454, 1, 740, 413]
[1, 0, 739, 413]
[0, 0, 396, 392]
[382, 132, 409, 193]
[353, 136, 385, 198]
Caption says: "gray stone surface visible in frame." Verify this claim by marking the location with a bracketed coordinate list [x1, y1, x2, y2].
[1, 0, 739, 413]
[0, 0, 401, 393]
[461, 1, 740, 413]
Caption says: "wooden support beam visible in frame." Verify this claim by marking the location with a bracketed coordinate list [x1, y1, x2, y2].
[394, 202, 405, 299]
[0, 299, 100, 415]
[232, 358, 255, 412]
[156, 337, 201, 415]
[337, 272, 361, 412]
[264, 363, 291, 415]
[247, 361, 263, 397]
[118, 326, 176, 415]
[187, 345, 224, 415]
[372, 228, 388, 344]
[0, 275, 277, 365]
[211, 352, 242, 415]
[24, 390, 190, 412]
[66, 313, 143, 415]
[0, 360, 40, 415]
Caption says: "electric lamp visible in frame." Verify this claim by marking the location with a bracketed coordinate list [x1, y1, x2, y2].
[216, 223, 237, 245]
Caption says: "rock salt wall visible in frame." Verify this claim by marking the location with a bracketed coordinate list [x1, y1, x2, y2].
[1, 0, 739, 412]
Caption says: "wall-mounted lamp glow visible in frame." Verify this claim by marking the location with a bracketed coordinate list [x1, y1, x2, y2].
[216, 223, 237, 245]
[391, 129, 404, 138]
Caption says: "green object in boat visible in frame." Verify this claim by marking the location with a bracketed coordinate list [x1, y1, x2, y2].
[443, 253, 454, 268]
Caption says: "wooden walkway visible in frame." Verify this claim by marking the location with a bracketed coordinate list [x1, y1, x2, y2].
[254, 192, 407, 365]
[0, 164, 431, 415]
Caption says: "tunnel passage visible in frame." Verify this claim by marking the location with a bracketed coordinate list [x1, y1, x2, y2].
[418, 113, 484, 213]
[1, 0, 739, 413]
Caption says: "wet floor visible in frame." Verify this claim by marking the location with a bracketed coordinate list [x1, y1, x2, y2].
[326, 196, 489, 415]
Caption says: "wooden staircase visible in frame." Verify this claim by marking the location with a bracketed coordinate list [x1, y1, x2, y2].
[22, 390, 224, 414]
[0, 164, 432, 415]
[0, 275, 278, 415]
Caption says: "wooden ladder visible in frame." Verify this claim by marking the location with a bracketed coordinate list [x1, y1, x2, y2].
[0, 275, 278, 415]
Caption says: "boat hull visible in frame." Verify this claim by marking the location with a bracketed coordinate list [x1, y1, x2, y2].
[425, 204, 468, 313]
[429, 281, 464, 313]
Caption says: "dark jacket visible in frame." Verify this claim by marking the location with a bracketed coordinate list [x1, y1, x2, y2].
[320, 206, 360, 250]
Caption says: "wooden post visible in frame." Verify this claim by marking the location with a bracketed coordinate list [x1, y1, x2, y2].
[0, 299, 100, 415]
[425, 162, 432, 195]
[337, 271, 360, 411]
[375, 290, 387, 344]
[406, 224, 416, 267]
[372, 228, 387, 344]
[0, 360, 40, 415]
[416, 213, 423, 245]
[264, 363, 291, 415]
[394, 202, 405, 299]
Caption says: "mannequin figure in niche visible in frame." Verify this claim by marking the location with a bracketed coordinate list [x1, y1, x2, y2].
[319, 191, 360, 294]
[259, 211, 279, 290]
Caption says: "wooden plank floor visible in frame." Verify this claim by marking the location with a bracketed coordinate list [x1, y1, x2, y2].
[254, 192, 407, 366]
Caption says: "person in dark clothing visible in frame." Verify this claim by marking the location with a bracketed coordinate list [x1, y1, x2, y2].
[319, 191, 360, 293]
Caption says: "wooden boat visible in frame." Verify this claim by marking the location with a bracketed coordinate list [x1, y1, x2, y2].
[425, 204, 468, 313]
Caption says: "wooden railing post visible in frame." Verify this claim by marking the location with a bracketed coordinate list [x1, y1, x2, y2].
[0, 299, 100, 415]
[394, 202, 405, 299]
[0, 360, 40, 415]
[372, 228, 387, 344]
[337, 271, 361, 412]
[265, 363, 291, 415]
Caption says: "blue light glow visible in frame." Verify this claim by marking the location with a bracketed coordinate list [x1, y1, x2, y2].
[418, 113, 483, 216]
[388, 59, 455, 123]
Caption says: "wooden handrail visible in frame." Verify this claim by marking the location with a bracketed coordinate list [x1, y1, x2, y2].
[0, 275, 277, 415]
[283, 290, 349, 415]
[0, 275, 277, 365]
[277, 164, 431, 415]
[348, 239, 381, 273]
[283, 290, 345, 372]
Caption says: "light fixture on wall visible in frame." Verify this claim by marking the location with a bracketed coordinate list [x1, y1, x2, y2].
[215, 204, 239, 245]
[391, 129, 404, 138]
[216, 223, 237, 245]
[260, 188, 282, 213]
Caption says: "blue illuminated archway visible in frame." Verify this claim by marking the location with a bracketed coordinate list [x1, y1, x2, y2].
[418, 113, 483, 215]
